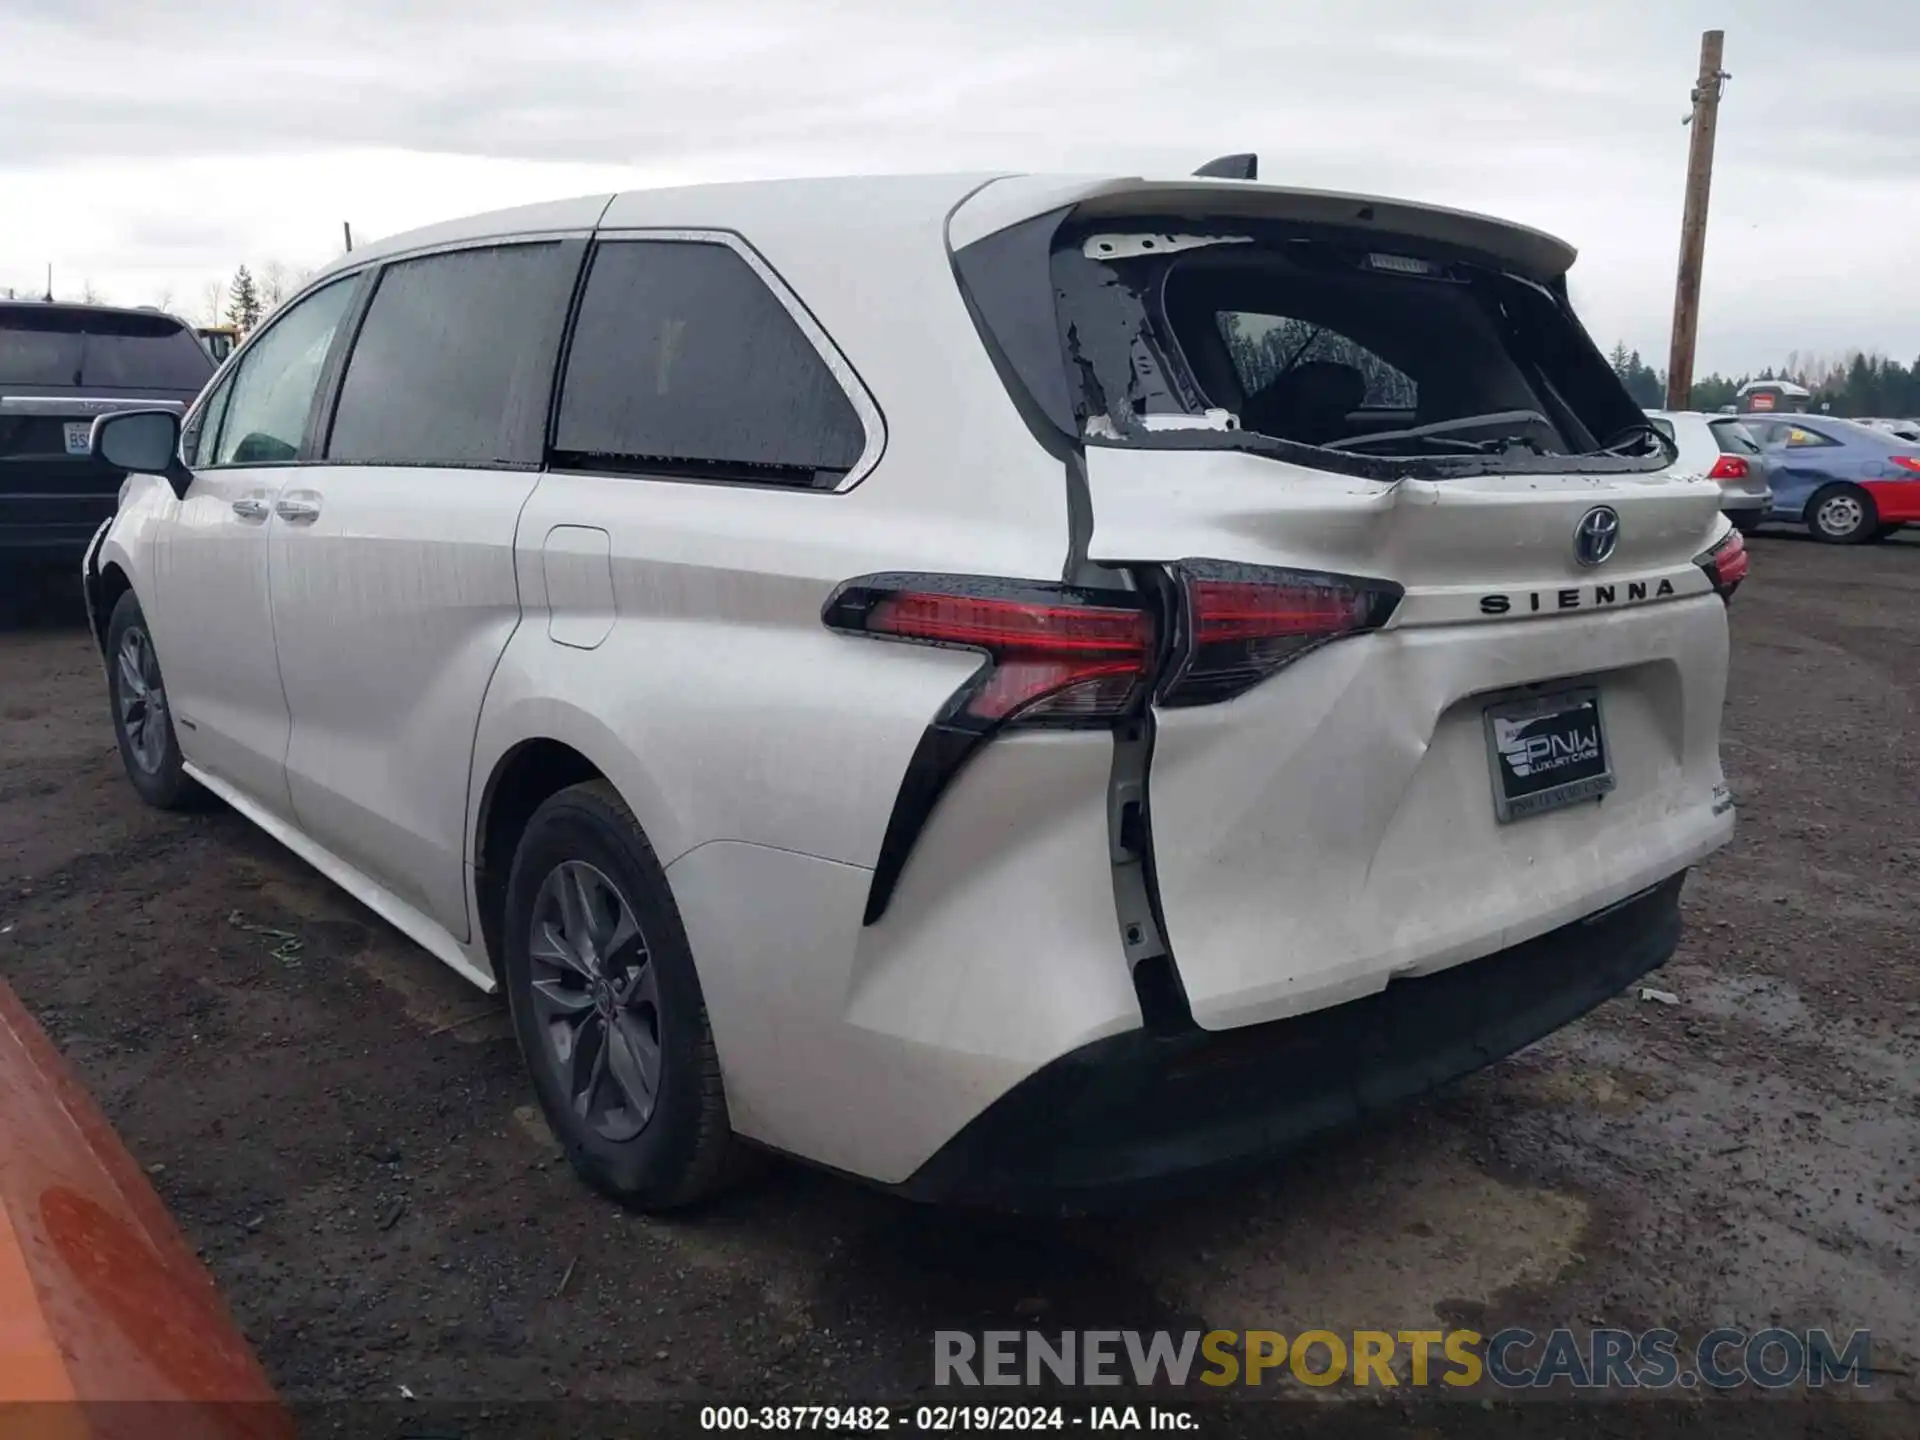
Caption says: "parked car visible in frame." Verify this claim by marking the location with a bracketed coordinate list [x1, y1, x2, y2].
[1, 302, 215, 567]
[1859, 417, 1920, 443]
[0, 978, 288, 1429]
[1743, 413, 1920, 543]
[81, 173, 1741, 1212]
[1645, 409, 1773, 532]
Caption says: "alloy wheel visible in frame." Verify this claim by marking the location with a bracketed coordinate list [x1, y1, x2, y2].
[115, 626, 168, 775]
[527, 860, 662, 1142]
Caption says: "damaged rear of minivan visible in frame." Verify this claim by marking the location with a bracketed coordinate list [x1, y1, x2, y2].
[903, 176, 1739, 1206]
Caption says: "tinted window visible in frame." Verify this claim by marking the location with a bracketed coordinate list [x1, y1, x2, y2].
[555, 240, 865, 485]
[1708, 419, 1761, 455]
[0, 306, 212, 390]
[327, 243, 578, 467]
[1218, 311, 1418, 410]
[210, 278, 357, 466]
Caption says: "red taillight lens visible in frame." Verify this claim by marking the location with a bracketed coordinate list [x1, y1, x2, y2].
[1891, 456, 1920, 474]
[826, 578, 1154, 727]
[1160, 562, 1403, 707]
[1695, 528, 1749, 602]
[1707, 455, 1750, 481]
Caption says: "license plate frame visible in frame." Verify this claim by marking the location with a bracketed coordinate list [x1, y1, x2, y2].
[62, 421, 93, 456]
[1483, 685, 1615, 823]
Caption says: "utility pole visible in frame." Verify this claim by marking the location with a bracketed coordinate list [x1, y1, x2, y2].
[1665, 29, 1729, 410]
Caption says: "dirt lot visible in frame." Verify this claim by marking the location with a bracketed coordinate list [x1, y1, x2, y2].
[1, 533, 1916, 1422]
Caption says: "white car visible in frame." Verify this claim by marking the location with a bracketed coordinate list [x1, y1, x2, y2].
[1644, 409, 1774, 533]
[81, 171, 1743, 1211]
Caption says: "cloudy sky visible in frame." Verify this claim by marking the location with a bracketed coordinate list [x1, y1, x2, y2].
[4, 0, 1916, 377]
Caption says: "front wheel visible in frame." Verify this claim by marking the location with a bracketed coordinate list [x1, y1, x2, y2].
[105, 590, 206, 810]
[501, 780, 739, 1210]
[1807, 485, 1877, 545]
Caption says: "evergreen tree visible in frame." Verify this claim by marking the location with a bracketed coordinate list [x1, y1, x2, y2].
[226, 265, 262, 332]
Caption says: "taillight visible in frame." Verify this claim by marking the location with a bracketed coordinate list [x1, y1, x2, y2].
[824, 574, 1155, 924]
[822, 576, 1154, 730]
[1891, 456, 1920, 474]
[1695, 528, 1749, 602]
[1707, 455, 1750, 481]
[1158, 561, 1403, 707]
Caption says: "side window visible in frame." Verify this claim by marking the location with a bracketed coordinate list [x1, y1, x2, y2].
[327, 243, 579, 467]
[1217, 311, 1418, 410]
[553, 239, 867, 486]
[1784, 425, 1839, 449]
[209, 278, 358, 466]
[182, 371, 234, 467]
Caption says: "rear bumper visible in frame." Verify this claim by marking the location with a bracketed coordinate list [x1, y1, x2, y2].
[1718, 489, 1770, 514]
[898, 871, 1686, 1212]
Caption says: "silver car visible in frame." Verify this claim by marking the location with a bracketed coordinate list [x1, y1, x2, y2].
[1646, 410, 1773, 533]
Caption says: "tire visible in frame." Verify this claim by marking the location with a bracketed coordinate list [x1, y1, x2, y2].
[104, 590, 207, 810]
[1806, 484, 1877, 545]
[501, 780, 737, 1210]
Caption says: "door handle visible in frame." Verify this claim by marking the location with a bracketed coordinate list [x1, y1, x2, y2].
[274, 494, 322, 523]
[230, 496, 269, 521]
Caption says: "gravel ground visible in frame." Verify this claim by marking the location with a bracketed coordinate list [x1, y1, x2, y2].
[1, 532, 1915, 1428]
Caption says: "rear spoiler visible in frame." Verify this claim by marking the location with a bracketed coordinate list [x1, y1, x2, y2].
[949, 174, 1577, 281]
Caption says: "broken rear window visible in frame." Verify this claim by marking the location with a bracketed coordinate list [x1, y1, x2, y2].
[954, 211, 1668, 479]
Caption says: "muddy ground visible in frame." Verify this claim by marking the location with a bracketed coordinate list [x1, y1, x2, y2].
[1, 533, 1915, 1427]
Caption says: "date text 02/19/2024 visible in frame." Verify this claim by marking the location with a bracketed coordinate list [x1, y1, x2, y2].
[699, 1407, 1195, 1432]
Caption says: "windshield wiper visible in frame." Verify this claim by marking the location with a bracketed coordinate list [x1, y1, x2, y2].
[1323, 409, 1557, 456]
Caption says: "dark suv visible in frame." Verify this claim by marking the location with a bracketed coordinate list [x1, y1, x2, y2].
[2, 303, 215, 565]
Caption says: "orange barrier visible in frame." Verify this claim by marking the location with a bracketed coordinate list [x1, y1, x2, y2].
[0, 979, 291, 1439]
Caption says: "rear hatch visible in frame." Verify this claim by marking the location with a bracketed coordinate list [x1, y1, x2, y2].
[1, 304, 212, 546]
[952, 178, 1738, 1030]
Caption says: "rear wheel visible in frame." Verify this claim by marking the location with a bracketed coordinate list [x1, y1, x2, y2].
[105, 590, 206, 810]
[1807, 485, 1877, 545]
[501, 780, 737, 1210]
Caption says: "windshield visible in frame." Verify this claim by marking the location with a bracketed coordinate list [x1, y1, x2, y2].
[0, 306, 214, 390]
[1019, 218, 1666, 477]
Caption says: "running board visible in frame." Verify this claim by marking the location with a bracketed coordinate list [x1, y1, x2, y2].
[182, 763, 497, 994]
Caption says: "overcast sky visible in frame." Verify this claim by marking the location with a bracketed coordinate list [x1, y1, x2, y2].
[3, 0, 1916, 377]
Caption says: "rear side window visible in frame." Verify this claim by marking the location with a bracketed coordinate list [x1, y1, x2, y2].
[1709, 419, 1761, 455]
[0, 307, 212, 390]
[327, 243, 579, 467]
[554, 239, 866, 487]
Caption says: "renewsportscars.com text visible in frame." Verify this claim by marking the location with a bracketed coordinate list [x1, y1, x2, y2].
[934, 1328, 1877, 1391]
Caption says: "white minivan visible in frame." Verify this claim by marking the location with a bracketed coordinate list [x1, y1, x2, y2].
[83, 170, 1742, 1211]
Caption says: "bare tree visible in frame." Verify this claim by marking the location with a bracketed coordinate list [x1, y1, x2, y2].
[199, 278, 225, 326]
[80, 279, 104, 304]
[258, 260, 290, 315]
[154, 285, 177, 315]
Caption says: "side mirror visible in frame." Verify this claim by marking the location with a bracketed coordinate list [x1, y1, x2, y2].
[91, 409, 191, 500]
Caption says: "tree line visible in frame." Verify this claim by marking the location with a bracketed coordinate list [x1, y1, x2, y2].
[1608, 341, 1920, 418]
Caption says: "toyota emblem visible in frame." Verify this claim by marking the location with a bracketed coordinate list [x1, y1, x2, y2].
[1574, 506, 1621, 567]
